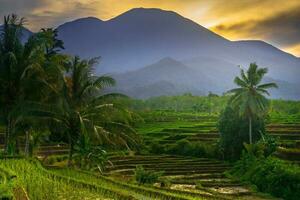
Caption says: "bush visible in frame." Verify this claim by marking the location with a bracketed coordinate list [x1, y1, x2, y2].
[231, 153, 300, 200]
[134, 166, 163, 185]
[259, 135, 277, 157]
[165, 139, 220, 158]
[44, 155, 68, 165]
[148, 142, 165, 154]
[166, 139, 192, 155]
[218, 106, 265, 160]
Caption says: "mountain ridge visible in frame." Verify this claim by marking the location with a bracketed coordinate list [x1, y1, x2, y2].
[1, 8, 299, 99]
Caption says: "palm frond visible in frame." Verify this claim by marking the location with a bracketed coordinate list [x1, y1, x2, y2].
[234, 77, 248, 88]
[257, 82, 278, 90]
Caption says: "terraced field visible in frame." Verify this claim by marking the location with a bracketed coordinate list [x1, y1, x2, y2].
[1, 112, 298, 199]
[103, 154, 275, 199]
[1, 158, 272, 200]
[137, 113, 300, 165]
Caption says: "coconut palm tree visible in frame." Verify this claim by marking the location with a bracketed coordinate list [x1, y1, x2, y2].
[0, 14, 66, 154]
[35, 56, 139, 166]
[226, 63, 278, 144]
[0, 14, 25, 153]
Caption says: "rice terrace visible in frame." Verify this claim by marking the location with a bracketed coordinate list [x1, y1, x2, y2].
[0, 1, 300, 200]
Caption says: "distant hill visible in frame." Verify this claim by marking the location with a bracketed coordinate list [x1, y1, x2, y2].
[111, 58, 207, 98]
[111, 57, 300, 99]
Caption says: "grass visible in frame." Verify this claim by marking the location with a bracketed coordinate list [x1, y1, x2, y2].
[0, 158, 128, 200]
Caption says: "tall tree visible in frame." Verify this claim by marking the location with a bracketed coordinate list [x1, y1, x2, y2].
[226, 63, 278, 144]
[36, 56, 139, 166]
[0, 14, 66, 154]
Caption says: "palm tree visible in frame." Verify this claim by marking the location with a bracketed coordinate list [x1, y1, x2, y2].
[35, 56, 139, 166]
[0, 14, 25, 153]
[226, 63, 278, 144]
[0, 14, 66, 154]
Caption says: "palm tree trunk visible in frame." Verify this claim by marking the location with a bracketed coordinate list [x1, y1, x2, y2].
[249, 116, 252, 144]
[4, 118, 11, 154]
[15, 138, 19, 155]
[68, 139, 74, 167]
[4, 121, 9, 153]
[25, 131, 30, 157]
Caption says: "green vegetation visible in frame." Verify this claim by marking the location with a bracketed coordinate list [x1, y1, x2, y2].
[226, 63, 277, 144]
[134, 165, 163, 185]
[231, 148, 300, 200]
[218, 106, 265, 160]
[0, 159, 112, 200]
[0, 13, 299, 200]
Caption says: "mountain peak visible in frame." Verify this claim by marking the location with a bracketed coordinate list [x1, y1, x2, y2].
[108, 7, 194, 25]
[58, 17, 103, 28]
[111, 7, 178, 19]
[146, 57, 189, 71]
[71, 16, 103, 23]
[158, 57, 178, 64]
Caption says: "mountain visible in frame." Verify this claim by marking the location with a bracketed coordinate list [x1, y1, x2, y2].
[111, 57, 207, 98]
[57, 8, 231, 72]
[2, 8, 299, 99]
[56, 8, 300, 87]
[111, 57, 300, 99]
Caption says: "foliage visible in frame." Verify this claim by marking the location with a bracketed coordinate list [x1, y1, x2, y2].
[73, 135, 109, 172]
[31, 55, 140, 165]
[259, 134, 278, 157]
[218, 106, 265, 160]
[43, 155, 69, 165]
[226, 63, 277, 144]
[0, 14, 140, 168]
[271, 99, 300, 115]
[164, 139, 219, 158]
[231, 153, 300, 200]
[0, 14, 66, 155]
[134, 165, 163, 185]
[148, 142, 165, 154]
[125, 94, 229, 113]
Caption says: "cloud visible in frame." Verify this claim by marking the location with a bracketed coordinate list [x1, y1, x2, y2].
[0, 0, 98, 30]
[211, 5, 300, 55]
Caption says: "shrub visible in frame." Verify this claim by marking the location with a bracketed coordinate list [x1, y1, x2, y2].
[165, 139, 220, 158]
[134, 166, 163, 185]
[44, 155, 68, 165]
[166, 139, 192, 155]
[231, 153, 300, 200]
[218, 106, 265, 160]
[148, 142, 165, 154]
[259, 135, 277, 157]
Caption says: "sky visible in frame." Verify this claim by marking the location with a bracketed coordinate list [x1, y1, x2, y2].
[1, 0, 299, 56]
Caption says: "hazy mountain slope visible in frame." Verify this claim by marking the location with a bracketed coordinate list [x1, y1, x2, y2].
[183, 56, 300, 99]
[230, 40, 300, 83]
[57, 8, 231, 72]
[111, 81, 183, 99]
[111, 57, 209, 98]
[182, 56, 239, 92]
[111, 57, 299, 99]
[56, 8, 300, 86]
